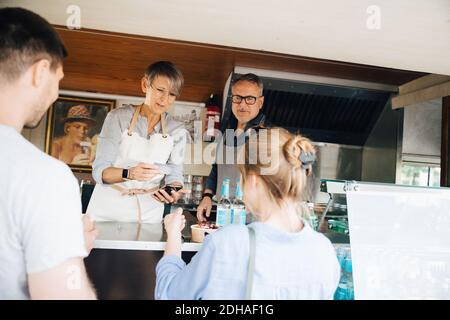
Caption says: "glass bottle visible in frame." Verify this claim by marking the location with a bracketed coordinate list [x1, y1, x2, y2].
[216, 178, 231, 226]
[231, 179, 246, 225]
[307, 202, 319, 231]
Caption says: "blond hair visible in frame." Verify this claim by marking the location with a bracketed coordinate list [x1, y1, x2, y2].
[238, 128, 316, 218]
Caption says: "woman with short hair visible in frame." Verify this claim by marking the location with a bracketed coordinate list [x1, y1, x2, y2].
[87, 61, 188, 224]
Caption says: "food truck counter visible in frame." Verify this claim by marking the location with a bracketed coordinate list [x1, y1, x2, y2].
[92, 207, 349, 252]
[86, 207, 349, 300]
[93, 215, 202, 252]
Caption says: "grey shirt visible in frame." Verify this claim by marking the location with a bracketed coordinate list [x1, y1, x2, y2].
[0, 125, 87, 299]
[92, 104, 186, 185]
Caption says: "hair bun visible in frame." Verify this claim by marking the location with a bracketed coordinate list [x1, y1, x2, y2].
[283, 136, 302, 168]
[283, 135, 316, 170]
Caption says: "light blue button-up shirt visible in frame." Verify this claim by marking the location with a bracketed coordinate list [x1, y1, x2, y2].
[155, 222, 341, 300]
[92, 104, 186, 185]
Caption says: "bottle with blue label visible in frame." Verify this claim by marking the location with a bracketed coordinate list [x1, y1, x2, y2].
[231, 179, 246, 225]
[334, 246, 354, 300]
[216, 178, 232, 226]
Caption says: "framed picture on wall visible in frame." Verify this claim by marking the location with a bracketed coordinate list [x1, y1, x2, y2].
[45, 96, 115, 172]
[168, 103, 205, 143]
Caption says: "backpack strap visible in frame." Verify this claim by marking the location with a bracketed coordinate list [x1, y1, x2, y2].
[245, 226, 256, 300]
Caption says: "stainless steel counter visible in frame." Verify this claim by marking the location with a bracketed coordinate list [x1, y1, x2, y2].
[86, 210, 200, 299]
[93, 208, 202, 252]
[92, 209, 349, 253]
[87, 211, 348, 299]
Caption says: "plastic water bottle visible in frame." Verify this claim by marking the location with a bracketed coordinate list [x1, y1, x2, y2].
[343, 252, 354, 299]
[216, 178, 232, 226]
[335, 271, 354, 300]
[334, 281, 349, 300]
[334, 246, 354, 300]
[231, 179, 246, 225]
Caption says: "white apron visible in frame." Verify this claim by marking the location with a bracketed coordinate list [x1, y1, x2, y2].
[87, 104, 174, 224]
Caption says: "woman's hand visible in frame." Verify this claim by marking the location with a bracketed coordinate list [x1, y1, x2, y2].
[128, 163, 161, 181]
[163, 208, 185, 257]
[163, 208, 186, 237]
[152, 183, 189, 204]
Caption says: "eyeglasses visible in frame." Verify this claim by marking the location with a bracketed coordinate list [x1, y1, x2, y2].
[231, 95, 262, 105]
[148, 83, 177, 101]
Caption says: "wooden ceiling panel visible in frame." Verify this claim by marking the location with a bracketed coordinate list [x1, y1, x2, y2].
[56, 26, 425, 103]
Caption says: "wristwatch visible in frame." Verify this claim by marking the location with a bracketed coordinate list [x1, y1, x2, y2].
[122, 168, 129, 180]
[202, 192, 214, 200]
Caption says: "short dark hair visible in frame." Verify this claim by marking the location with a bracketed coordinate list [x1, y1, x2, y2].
[0, 7, 68, 84]
[145, 61, 184, 96]
[232, 73, 264, 94]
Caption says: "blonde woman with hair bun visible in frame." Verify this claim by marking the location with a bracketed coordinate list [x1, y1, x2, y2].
[156, 127, 340, 300]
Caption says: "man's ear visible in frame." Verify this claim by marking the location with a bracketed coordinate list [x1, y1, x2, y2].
[258, 96, 264, 110]
[30, 59, 51, 89]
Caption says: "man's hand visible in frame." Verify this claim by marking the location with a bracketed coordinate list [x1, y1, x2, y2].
[196, 196, 212, 222]
[82, 215, 98, 255]
[128, 163, 161, 181]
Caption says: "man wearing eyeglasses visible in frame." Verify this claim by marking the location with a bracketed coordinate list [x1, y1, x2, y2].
[197, 73, 268, 222]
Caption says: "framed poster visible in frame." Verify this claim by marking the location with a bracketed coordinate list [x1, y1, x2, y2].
[169, 103, 204, 143]
[45, 96, 115, 171]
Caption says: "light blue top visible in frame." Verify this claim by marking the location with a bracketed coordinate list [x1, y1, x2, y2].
[92, 104, 185, 185]
[155, 222, 341, 300]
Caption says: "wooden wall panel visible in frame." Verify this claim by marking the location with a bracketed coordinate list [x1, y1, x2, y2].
[55, 26, 425, 103]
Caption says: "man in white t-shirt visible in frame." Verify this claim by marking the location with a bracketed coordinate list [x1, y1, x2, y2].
[0, 7, 98, 299]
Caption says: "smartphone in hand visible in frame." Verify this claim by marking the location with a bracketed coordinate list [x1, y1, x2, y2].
[163, 185, 183, 194]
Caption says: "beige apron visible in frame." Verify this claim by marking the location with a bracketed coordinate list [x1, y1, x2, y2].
[87, 104, 174, 224]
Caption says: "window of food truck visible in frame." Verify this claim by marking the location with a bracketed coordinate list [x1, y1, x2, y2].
[400, 163, 441, 187]
[319, 179, 450, 299]
[344, 181, 450, 299]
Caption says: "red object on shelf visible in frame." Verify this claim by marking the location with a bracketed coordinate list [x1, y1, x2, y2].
[203, 94, 221, 142]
